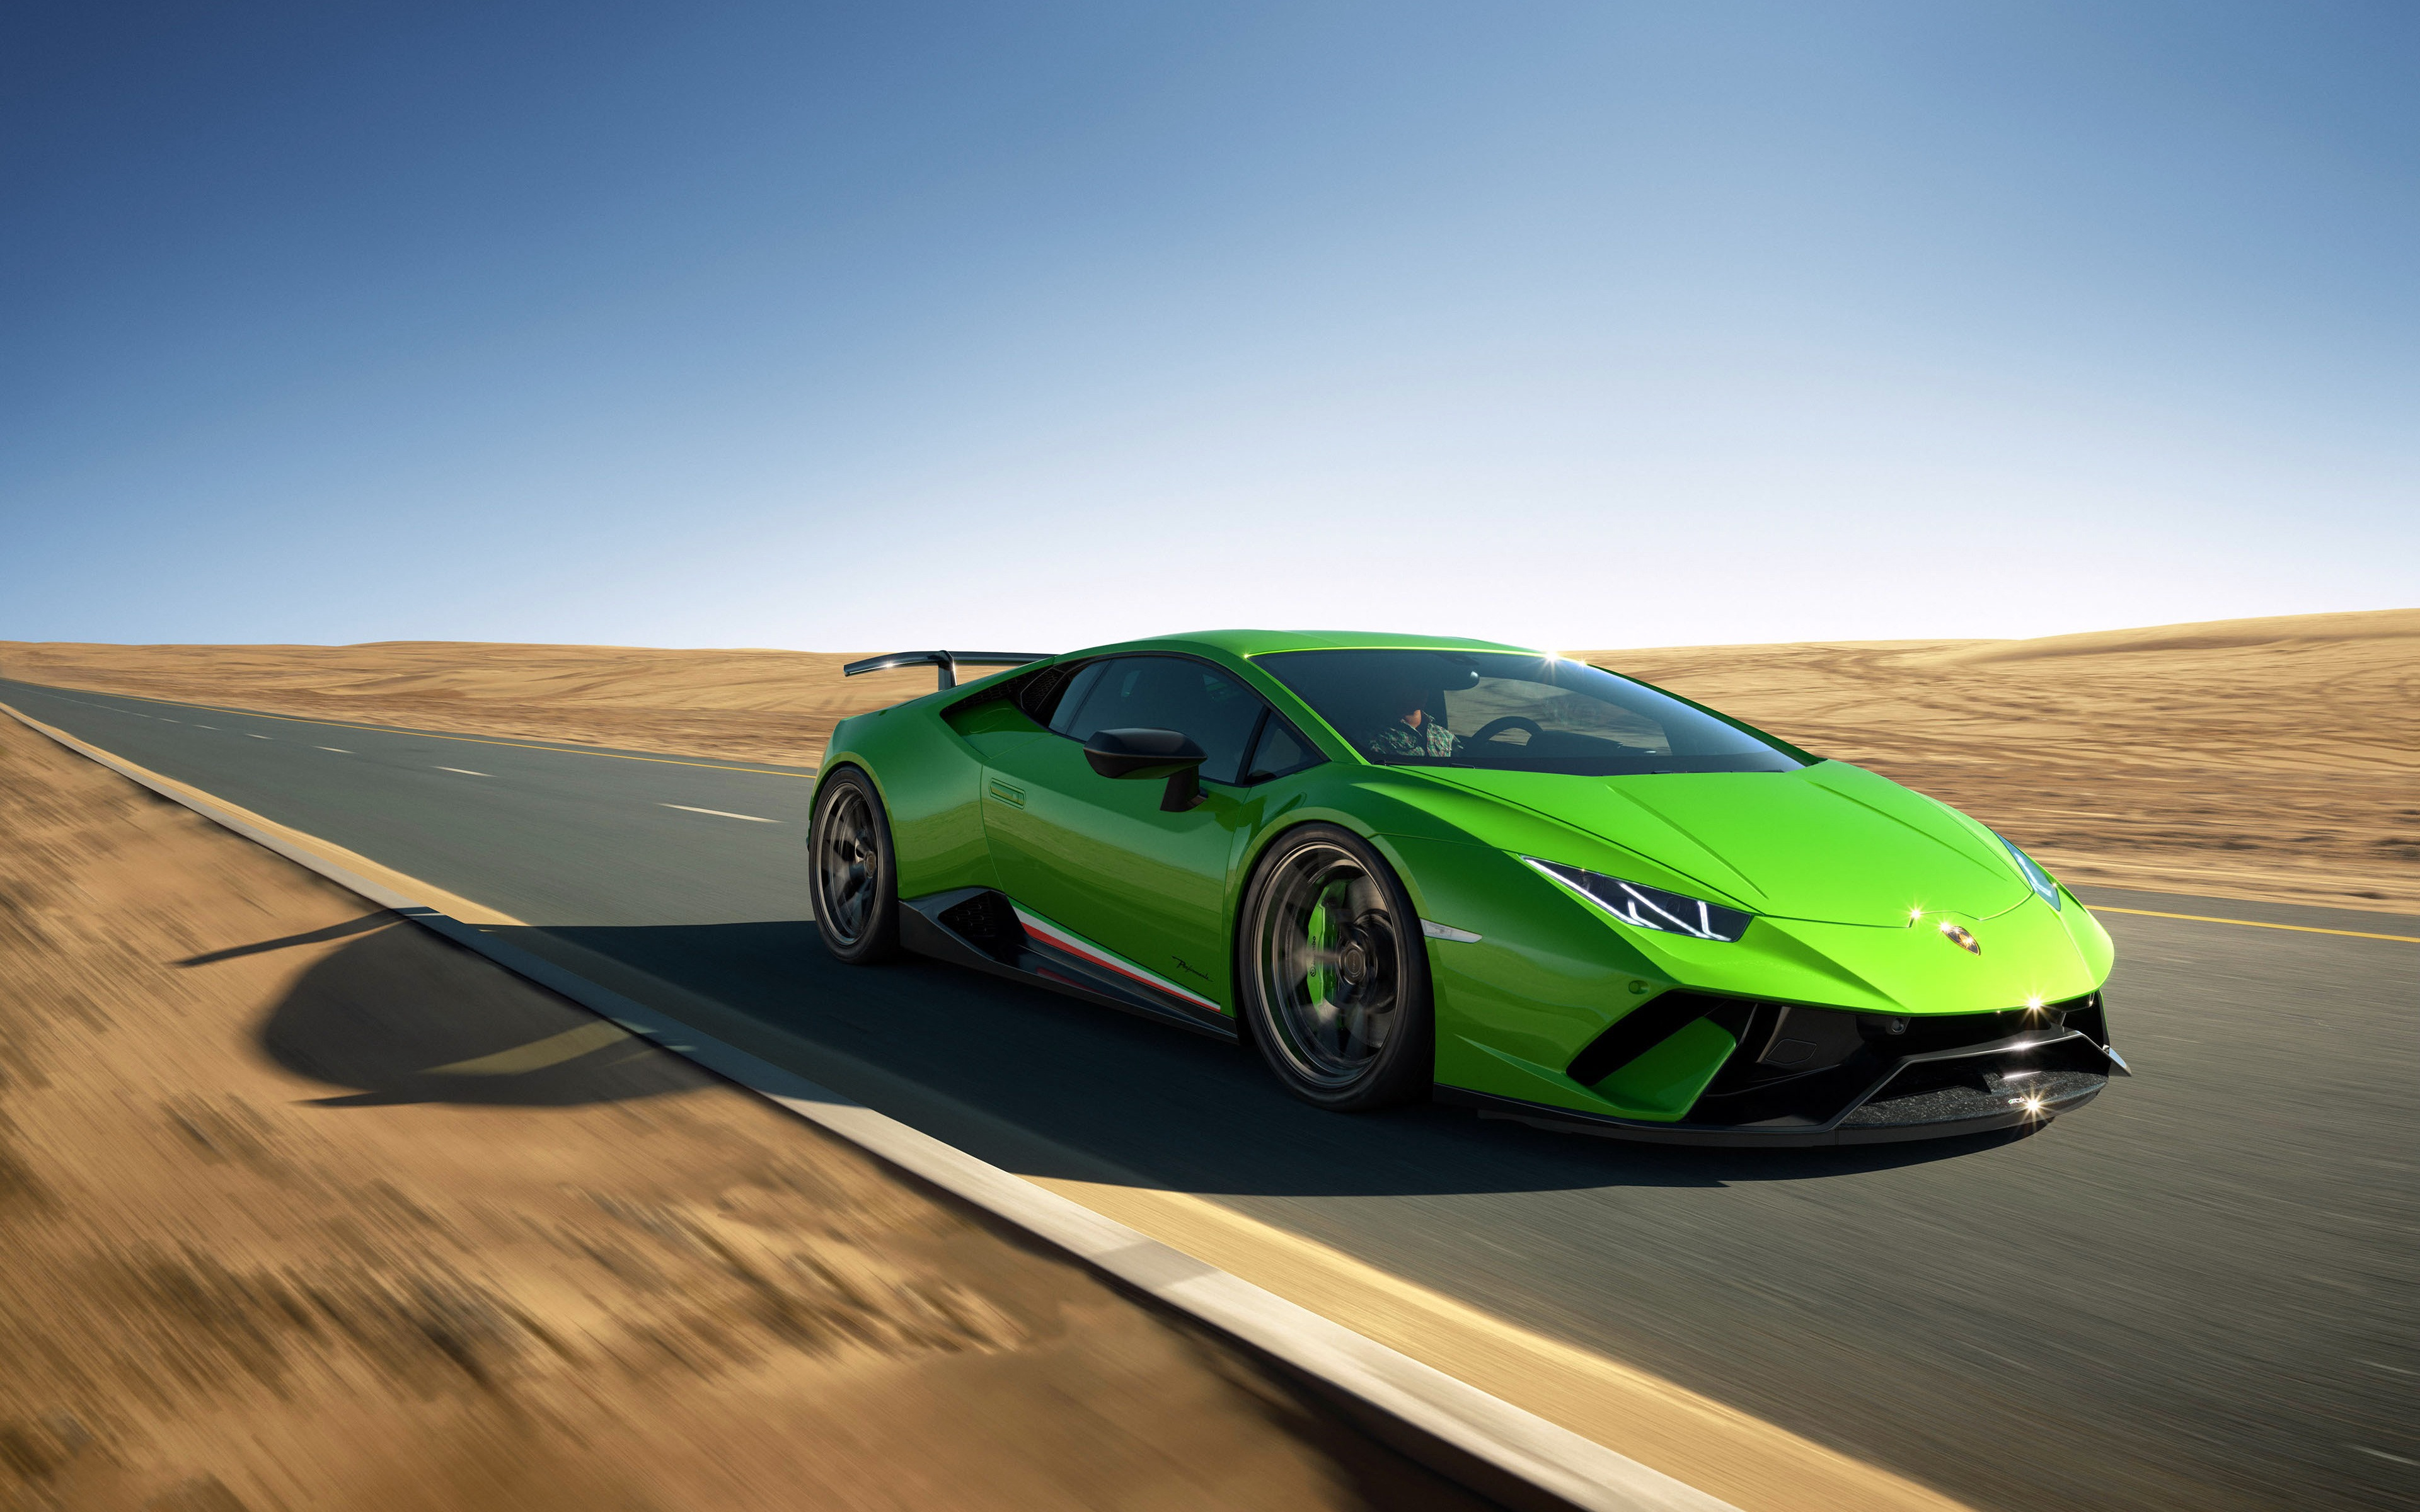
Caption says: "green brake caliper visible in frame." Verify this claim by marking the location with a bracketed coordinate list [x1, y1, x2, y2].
[1306, 892, 1336, 1009]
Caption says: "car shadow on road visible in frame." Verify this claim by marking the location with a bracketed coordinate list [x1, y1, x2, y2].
[512, 920, 2036, 1200]
[255, 918, 709, 1108]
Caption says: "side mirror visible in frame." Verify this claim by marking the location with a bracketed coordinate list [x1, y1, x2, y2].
[1083, 728, 1207, 811]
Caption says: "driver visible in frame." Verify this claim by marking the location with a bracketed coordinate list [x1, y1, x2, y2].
[1363, 687, 1457, 760]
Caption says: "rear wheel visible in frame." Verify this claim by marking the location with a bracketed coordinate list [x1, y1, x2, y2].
[1239, 825, 1432, 1110]
[810, 769, 901, 963]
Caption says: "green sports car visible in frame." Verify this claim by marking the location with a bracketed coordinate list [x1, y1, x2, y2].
[810, 631, 2127, 1145]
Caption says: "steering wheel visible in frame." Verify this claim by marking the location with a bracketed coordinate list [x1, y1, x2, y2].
[1472, 716, 1545, 745]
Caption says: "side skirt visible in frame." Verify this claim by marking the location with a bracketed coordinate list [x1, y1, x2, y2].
[899, 887, 1238, 1043]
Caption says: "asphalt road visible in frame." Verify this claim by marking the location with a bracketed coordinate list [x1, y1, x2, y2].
[6, 677, 2412, 1512]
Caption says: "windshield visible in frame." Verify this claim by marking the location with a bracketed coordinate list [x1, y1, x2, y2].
[1255, 650, 1809, 776]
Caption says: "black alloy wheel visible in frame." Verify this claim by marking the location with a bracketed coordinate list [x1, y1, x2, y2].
[810, 768, 901, 963]
[1239, 824, 1433, 1110]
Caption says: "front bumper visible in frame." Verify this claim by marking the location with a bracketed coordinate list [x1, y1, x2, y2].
[1441, 992, 2125, 1147]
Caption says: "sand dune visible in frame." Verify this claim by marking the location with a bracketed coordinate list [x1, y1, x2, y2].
[0, 640, 914, 765]
[1584, 609, 2418, 910]
[5, 609, 2413, 911]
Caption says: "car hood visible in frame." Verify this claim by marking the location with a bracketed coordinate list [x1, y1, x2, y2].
[1416, 760, 2031, 926]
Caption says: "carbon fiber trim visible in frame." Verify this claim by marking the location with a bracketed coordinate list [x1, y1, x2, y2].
[899, 888, 1236, 1040]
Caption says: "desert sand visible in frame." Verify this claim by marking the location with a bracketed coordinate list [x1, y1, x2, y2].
[0, 715, 1484, 1511]
[3, 607, 2414, 910]
[1587, 608, 2419, 912]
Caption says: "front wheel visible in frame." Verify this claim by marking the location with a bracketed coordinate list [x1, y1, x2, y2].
[810, 769, 901, 963]
[1238, 825, 1432, 1110]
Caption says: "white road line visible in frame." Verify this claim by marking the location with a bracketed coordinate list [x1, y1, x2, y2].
[161, 718, 181, 723]
[195, 724, 217, 729]
[660, 803, 781, 823]
[435, 766, 491, 776]
[318, 747, 352, 753]
[246, 733, 272, 740]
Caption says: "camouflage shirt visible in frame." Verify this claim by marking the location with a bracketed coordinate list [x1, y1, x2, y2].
[1365, 718, 1457, 760]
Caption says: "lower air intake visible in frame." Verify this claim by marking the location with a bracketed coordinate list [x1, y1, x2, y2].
[1567, 990, 2113, 1130]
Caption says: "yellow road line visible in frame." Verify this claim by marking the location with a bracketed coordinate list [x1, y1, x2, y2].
[426, 1018, 633, 1075]
[18, 684, 813, 778]
[16, 709, 1969, 1512]
[2093, 905, 2417, 943]
[1032, 1176, 1974, 1512]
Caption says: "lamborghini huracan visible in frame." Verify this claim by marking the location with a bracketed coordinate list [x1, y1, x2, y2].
[808, 632, 2127, 1145]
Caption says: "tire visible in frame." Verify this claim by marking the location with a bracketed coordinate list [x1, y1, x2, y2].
[1238, 825, 1433, 1111]
[810, 768, 901, 964]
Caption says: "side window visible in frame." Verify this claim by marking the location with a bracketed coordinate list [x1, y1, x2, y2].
[1045, 663, 1109, 736]
[1243, 714, 1320, 783]
[1054, 656, 1265, 785]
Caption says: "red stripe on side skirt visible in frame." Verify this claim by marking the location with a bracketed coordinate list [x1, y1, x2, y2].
[1015, 912, 1222, 1012]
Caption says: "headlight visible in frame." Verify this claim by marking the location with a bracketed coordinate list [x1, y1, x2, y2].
[1523, 858, 1753, 942]
[1995, 833, 2061, 910]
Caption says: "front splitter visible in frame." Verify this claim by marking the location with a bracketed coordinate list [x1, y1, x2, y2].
[1437, 1080, 2106, 1148]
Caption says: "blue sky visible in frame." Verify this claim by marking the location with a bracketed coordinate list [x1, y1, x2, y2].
[3, 1, 2412, 651]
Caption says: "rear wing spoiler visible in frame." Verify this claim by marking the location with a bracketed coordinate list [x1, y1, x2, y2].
[842, 650, 1051, 691]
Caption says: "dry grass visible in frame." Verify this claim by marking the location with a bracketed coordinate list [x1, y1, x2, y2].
[1586, 608, 2418, 912]
[0, 642, 904, 769]
[4, 607, 2413, 911]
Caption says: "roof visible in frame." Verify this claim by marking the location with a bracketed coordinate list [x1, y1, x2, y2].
[1070, 628, 1542, 660]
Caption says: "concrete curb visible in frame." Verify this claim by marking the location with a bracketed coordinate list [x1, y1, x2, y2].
[3, 699, 1741, 1512]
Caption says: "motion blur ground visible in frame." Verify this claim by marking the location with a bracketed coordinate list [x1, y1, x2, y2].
[0, 714, 1492, 1512]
